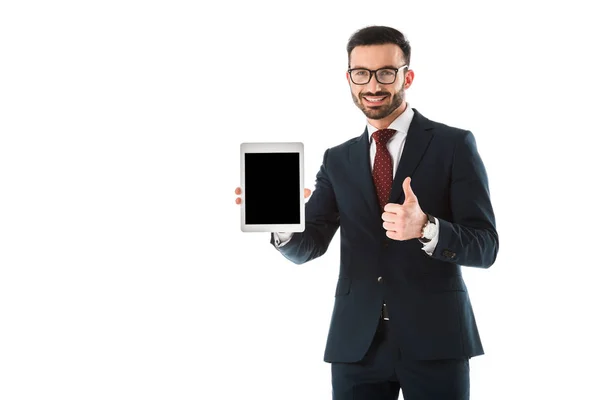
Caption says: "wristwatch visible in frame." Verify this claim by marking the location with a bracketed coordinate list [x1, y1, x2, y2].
[419, 213, 436, 243]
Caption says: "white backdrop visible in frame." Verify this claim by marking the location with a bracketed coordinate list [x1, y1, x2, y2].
[1, 1, 599, 399]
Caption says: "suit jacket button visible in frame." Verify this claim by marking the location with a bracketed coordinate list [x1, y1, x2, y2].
[377, 276, 383, 283]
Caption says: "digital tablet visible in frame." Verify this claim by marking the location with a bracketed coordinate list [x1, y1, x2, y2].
[240, 142, 305, 232]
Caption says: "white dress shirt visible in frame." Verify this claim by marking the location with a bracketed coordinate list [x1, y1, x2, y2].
[274, 104, 439, 255]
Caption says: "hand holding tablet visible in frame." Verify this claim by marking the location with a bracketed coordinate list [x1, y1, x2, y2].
[238, 142, 309, 232]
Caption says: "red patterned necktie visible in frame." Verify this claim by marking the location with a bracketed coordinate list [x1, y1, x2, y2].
[371, 129, 396, 212]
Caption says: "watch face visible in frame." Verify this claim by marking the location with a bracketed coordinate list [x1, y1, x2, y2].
[424, 224, 435, 238]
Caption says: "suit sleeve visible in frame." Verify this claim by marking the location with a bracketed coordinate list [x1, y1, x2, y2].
[430, 131, 499, 268]
[270, 148, 340, 264]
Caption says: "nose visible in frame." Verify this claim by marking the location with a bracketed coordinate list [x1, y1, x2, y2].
[366, 73, 382, 93]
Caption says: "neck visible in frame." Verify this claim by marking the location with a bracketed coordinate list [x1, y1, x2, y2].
[368, 101, 407, 130]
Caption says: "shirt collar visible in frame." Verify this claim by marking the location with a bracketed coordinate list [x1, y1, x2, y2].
[367, 103, 414, 142]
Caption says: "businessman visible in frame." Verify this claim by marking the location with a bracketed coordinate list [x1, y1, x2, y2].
[235, 25, 498, 400]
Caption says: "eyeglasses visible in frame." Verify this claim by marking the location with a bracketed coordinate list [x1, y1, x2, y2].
[347, 65, 408, 85]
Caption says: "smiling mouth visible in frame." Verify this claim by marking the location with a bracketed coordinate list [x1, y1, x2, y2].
[362, 95, 388, 105]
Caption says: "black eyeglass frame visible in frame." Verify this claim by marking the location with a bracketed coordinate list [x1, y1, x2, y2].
[347, 65, 409, 85]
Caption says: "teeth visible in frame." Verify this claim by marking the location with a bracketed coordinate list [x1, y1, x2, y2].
[365, 96, 385, 102]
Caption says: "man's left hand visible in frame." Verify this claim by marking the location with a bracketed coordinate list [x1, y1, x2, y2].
[381, 177, 428, 241]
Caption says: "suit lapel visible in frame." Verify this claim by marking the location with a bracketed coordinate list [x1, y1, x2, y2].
[349, 127, 380, 220]
[389, 108, 434, 205]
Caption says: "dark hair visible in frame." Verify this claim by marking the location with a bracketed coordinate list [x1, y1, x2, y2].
[346, 26, 411, 68]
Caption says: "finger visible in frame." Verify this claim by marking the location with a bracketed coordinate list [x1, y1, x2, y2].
[235, 187, 242, 195]
[386, 230, 399, 240]
[382, 208, 404, 220]
[304, 188, 311, 198]
[235, 197, 242, 205]
[382, 221, 396, 231]
[386, 230, 405, 241]
[381, 212, 396, 222]
[383, 203, 401, 213]
[403, 177, 417, 202]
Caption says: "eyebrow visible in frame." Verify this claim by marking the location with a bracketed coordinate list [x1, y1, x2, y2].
[349, 65, 401, 70]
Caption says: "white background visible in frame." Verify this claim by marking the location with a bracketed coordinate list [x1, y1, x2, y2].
[1, 1, 599, 399]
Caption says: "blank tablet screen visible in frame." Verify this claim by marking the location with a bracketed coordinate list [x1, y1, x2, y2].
[244, 152, 300, 225]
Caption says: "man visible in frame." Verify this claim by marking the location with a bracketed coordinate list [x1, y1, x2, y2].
[235, 25, 498, 400]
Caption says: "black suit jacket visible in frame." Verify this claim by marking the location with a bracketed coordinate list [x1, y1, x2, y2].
[270, 108, 499, 362]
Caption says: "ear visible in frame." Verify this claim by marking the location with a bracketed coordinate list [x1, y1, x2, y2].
[404, 69, 415, 89]
[346, 71, 350, 84]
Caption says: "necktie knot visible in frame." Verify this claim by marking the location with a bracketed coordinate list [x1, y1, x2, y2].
[372, 129, 396, 146]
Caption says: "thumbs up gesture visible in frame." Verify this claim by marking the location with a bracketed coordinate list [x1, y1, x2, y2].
[381, 177, 428, 241]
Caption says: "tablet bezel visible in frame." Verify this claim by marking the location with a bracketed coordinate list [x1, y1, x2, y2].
[240, 142, 305, 232]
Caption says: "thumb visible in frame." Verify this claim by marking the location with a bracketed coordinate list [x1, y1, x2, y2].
[403, 177, 418, 203]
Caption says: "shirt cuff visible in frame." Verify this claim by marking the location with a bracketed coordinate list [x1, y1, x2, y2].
[273, 232, 294, 247]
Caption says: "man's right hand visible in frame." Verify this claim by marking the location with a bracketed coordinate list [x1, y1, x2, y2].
[235, 187, 312, 204]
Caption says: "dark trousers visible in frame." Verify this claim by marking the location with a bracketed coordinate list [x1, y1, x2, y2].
[331, 319, 470, 400]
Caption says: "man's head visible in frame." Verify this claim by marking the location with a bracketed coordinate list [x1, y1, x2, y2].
[346, 26, 414, 125]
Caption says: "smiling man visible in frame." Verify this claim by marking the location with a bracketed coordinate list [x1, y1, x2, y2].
[235, 25, 499, 400]
[349, 42, 410, 125]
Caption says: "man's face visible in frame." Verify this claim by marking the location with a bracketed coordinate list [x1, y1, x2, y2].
[347, 43, 413, 120]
